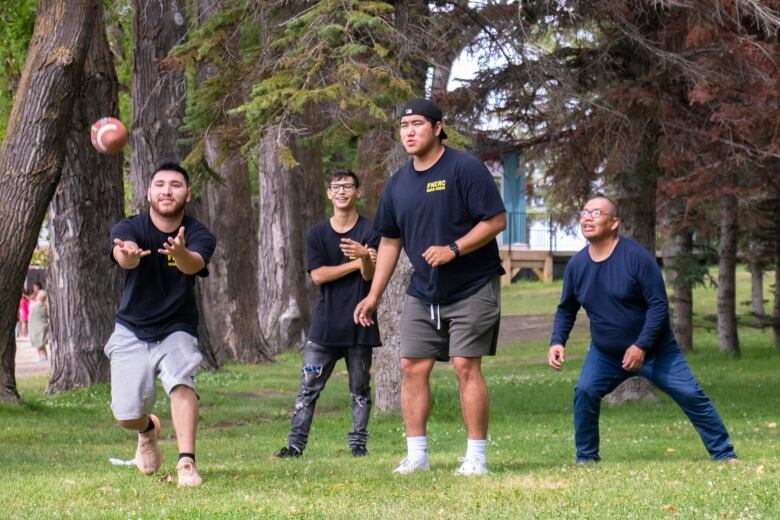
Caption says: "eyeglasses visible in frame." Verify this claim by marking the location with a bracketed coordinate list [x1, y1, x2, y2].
[579, 208, 612, 219]
[329, 183, 356, 193]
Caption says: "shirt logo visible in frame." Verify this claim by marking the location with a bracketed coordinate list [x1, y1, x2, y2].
[426, 180, 446, 193]
[167, 254, 176, 267]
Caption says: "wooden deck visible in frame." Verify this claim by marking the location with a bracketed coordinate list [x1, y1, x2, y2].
[498, 247, 578, 284]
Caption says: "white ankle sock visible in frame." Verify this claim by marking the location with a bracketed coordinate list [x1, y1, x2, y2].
[466, 438, 486, 463]
[407, 436, 427, 460]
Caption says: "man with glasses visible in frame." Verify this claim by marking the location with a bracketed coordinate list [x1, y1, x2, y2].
[548, 195, 736, 463]
[354, 98, 506, 476]
[276, 169, 380, 459]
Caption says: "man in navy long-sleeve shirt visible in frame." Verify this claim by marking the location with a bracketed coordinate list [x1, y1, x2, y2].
[548, 195, 736, 463]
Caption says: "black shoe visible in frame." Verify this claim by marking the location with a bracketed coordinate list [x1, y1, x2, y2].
[276, 446, 302, 458]
[351, 445, 368, 457]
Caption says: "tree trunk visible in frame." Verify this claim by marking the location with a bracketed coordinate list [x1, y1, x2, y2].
[605, 149, 657, 405]
[356, 126, 393, 216]
[193, 0, 271, 363]
[374, 255, 412, 412]
[256, 128, 326, 354]
[717, 193, 740, 355]
[670, 229, 694, 353]
[773, 200, 780, 347]
[46, 2, 124, 393]
[130, 0, 188, 213]
[749, 263, 764, 319]
[0, 0, 97, 402]
[199, 139, 271, 363]
[660, 208, 694, 353]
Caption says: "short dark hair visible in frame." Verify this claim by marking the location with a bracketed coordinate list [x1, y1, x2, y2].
[591, 193, 618, 218]
[152, 162, 190, 186]
[329, 169, 360, 189]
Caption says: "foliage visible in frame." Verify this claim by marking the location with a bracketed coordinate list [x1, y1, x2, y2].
[29, 246, 48, 268]
[174, 0, 416, 174]
[445, 2, 779, 204]
[0, 0, 36, 142]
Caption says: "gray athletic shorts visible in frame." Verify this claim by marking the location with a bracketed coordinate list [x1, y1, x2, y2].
[400, 276, 501, 361]
[103, 323, 202, 420]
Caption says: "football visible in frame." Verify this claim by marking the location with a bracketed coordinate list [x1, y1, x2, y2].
[90, 117, 127, 155]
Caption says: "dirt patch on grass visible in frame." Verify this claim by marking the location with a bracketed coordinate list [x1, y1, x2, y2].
[498, 314, 589, 346]
[216, 390, 291, 399]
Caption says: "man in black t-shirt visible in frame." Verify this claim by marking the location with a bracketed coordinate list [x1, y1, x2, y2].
[276, 169, 381, 459]
[354, 99, 506, 476]
[105, 163, 215, 487]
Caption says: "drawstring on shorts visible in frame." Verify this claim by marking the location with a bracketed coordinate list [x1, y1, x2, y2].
[429, 304, 441, 330]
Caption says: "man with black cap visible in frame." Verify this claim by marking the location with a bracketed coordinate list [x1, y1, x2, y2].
[354, 98, 506, 475]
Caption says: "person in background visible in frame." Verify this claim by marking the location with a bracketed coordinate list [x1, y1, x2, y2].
[17, 290, 30, 339]
[28, 282, 49, 363]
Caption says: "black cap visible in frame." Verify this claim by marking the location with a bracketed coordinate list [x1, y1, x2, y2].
[400, 98, 448, 140]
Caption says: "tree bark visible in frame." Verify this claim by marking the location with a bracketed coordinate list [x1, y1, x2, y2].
[773, 200, 780, 347]
[46, 2, 124, 393]
[356, 127, 393, 216]
[660, 208, 694, 353]
[256, 128, 326, 354]
[0, 0, 97, 402]
[374, 254, 412, 412]
[130, 0, 188, 213]
[670, 229, 694, 353]
[749, 263, 764, 319]
[605, 149, 657, 405]
[194, 0, 271, 363]
[199, 139, 271, 363]
[717, 193, 740, 355]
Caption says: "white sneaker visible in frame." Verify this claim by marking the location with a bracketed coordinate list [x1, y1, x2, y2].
[454, 456, 488, 476]
[393, 456, 430, 474]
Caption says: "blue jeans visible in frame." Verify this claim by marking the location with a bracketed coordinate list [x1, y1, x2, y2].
[574, 345, 736, 462]
[287, 341, 373, 451]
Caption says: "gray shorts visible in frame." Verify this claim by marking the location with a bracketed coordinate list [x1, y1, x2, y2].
[104, 323, 202, 420]
[400, 276, 501, 361]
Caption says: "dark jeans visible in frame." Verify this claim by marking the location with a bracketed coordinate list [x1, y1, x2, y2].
[574, 345, 736, 462]
[287, 341, 373, 451]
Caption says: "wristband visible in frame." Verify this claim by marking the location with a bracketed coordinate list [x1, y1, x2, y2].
[448, 242, 460, 258]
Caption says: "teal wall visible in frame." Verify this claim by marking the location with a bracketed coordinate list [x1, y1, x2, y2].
[501, 151, 526, 244]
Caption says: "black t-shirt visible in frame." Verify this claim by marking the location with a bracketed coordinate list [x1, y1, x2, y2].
[109, 212, 216, 342]
[307, 216, 381, 348]
[374, 146, 505, 305]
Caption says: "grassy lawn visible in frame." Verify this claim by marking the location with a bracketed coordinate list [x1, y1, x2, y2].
[1, 268, 778, 519]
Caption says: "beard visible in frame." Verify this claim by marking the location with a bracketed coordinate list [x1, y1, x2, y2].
[150, 197, 186, 218]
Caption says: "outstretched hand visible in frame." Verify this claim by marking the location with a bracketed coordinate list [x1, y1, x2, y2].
[158, 226, 187, 257]
[113, 238, 151, 260]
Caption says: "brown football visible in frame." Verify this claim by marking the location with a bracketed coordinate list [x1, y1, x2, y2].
[90, 117, 127, 155]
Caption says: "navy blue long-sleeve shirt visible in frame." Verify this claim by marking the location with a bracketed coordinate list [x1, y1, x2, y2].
[550, 237, 676, 357]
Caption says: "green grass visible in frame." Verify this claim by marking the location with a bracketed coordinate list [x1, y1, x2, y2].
[501, 279, 565, 316]
[2, 269, 778, 518]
